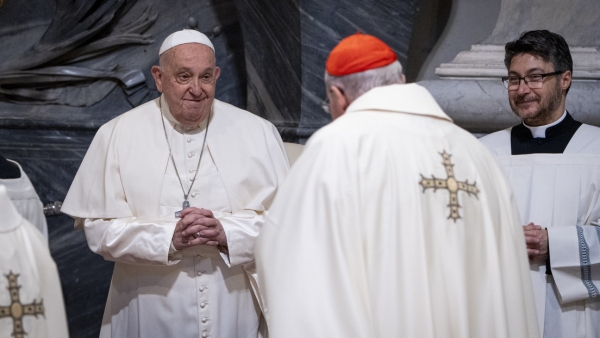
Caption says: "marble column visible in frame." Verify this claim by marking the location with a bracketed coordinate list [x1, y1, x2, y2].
[420, 0, 600, 133]
[299, 0, 422, 140]
[235, 0, 423, 142]
[234, 0, 302, 141]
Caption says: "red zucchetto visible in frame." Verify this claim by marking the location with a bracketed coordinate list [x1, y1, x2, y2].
[326, 32, 397, 76]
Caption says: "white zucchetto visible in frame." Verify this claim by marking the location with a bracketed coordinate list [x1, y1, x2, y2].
[159, 29, 215, 56]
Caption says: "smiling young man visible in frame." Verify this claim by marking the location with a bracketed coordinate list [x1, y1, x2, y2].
[480, 30, 600, 338]
[61, 30, 289, 338]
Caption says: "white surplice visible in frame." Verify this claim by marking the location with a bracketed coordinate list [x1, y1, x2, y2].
[0, 185, 68, 338]
[61, 96, 289, 338]
[0, 160, 48, 240]
[480, 124, 600, 338]
[256, 84, 539, 338]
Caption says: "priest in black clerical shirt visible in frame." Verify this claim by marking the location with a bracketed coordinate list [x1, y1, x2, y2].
[510, 111, 581, 155]
[480, 30, 600, 338]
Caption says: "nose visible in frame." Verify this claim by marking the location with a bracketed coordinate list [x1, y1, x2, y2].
[188, 79, 203, 97]
[516, 78, 531, 95]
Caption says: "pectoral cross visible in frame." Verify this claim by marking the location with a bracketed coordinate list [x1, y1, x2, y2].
[175, 200, 190, 218]
[419, 151, 479, 222]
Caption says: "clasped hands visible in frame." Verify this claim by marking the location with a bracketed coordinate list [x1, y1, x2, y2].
[172, 207, 227, 251]
[523, 222, 548, 263]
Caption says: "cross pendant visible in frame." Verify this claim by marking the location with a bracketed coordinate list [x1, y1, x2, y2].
[175, 200, 190, 218]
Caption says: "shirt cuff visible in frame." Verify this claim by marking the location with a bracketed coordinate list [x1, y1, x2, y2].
[167, 241, 182, 264]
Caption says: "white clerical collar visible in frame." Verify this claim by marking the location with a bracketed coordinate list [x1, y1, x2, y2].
[159, 95, 209, 131]
[345, 84, 453, 123]
[523, 110, 567, 138]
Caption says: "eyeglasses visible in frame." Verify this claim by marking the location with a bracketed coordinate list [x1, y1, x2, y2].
[502, 71, 563, 90]
[321, 97, 330, 114]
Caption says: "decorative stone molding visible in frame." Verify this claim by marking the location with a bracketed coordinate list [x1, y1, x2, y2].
[436, 44, 600, 80]
[421, 0, 600, 133]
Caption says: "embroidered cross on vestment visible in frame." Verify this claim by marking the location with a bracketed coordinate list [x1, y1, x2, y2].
[0, 271, 45, 338]
[419, 151, 480, 222]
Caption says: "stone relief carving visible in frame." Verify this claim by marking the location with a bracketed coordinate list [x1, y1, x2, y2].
[0, 0, 157, 107]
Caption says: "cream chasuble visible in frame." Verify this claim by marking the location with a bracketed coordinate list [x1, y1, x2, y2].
[62, 96, 289, 338]
[480, 124, 600, 338]
[0, 161, 48, 240]
[0, 185, 68, 338]
[257, 84, 539, 338]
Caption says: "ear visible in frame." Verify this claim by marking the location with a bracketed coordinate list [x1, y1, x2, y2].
[330, 86, 349, 118]
[151, 66, 164, 93]
[560, 70, 572, 91]
[214, 67, 221, 82]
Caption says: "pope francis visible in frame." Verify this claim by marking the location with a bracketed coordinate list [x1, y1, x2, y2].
[256, 33, 540, 337]
[62, 30, 289, 338]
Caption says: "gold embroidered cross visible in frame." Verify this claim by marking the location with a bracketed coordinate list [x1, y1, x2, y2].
[419, 151, 479, 222]
[0, 271, 45, 338]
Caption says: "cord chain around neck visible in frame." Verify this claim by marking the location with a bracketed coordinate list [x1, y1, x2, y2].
[159, 99, 210, 201]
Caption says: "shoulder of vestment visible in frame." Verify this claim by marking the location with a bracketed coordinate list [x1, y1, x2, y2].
[94, 99, 160, 136]
[478, 128, 511, 155]
[566, 123, 600, 154]
[213, 99, 276, 130]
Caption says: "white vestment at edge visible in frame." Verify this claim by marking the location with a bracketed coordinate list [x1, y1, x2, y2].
[480, 124, 600, 338]
[61, 97, 289, 338]
[256, 84, 540, 338]
[0, 185, 68, 338]
[0, 160, 48, 240]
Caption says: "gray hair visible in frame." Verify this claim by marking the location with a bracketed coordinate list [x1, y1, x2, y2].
[324, 61, 404, 103]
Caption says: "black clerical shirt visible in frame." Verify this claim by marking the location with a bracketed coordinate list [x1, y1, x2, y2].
[510, 112, 582, 155]
[510, 112, 583, 275]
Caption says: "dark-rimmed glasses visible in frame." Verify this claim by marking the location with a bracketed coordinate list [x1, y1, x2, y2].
[502, 71, 563, 90]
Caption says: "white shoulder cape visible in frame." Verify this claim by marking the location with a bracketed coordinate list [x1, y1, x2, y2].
[62, 98, 289, 220]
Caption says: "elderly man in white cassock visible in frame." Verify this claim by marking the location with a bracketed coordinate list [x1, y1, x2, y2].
[256, 33, 540, 338]
[480, 30, 600, 338]
[61, 30, 289, 338]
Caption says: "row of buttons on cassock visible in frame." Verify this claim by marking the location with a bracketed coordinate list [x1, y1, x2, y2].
[196, 254, 211, 338]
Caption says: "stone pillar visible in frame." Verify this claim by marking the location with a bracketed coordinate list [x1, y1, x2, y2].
[420, 0, 600, 133]
[234, 0, 302, 141]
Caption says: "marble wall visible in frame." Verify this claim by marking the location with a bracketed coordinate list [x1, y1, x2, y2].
[299, 0, 421, 140]
[236, 0, 423, 142]
[235, 0, 302, 141]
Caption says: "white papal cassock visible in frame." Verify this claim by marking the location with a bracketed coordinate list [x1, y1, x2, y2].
[61, 97, 289, 338]
[0, 185, 68, 338]
[256, 84, 540, 338]
[481, 124, 600, 338]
